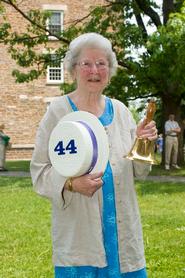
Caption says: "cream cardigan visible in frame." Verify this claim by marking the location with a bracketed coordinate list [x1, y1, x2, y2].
[30, 96, 150, 273]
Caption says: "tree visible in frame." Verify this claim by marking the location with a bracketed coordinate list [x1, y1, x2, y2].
[80, 0, 185, 164]
[0, 0, 185, 164]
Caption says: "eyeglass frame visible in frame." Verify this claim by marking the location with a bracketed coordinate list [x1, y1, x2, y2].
[74, 59, 109, 71]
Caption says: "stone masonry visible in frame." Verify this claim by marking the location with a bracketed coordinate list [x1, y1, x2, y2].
[0, 0, 105, 160]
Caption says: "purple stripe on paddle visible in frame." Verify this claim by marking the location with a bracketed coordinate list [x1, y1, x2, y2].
[78, 121, 98, 173]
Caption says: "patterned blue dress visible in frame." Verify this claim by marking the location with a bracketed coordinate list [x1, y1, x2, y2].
[55, 96, 147, 278]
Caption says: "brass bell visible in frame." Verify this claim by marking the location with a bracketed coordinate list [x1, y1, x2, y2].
[125, 100, 157, 165]
[125, 138, 157, 164]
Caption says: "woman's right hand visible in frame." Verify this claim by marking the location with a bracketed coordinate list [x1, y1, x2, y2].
[67, 172, 104, 197]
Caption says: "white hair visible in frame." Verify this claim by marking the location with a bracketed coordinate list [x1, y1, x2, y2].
[64, 33, 118, 78]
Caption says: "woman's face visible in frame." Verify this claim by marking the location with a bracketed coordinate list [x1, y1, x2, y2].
[73, 48, 110, 94]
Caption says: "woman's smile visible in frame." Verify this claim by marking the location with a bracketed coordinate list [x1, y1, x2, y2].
[87, 76, 101, 82]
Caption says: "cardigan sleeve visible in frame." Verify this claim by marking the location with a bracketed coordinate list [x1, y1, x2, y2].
[30, 103, 73, 209]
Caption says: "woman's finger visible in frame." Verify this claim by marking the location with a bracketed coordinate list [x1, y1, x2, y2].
[89, 172, 103, 180]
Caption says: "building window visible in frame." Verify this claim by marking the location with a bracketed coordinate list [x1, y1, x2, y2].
[47, 54, 64, 84]
[48, 11, 63, 38]
[48, 12, 61, 35]
[42, 4, 67, 40]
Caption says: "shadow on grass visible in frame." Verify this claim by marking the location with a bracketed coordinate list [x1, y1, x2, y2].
[0, 176, 32, 188]
[136, 180, 185, 195]
[150, 164, 185, 177]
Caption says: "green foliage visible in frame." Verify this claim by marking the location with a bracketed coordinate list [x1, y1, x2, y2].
[0, 2, 73, 82]
[141, 12, 185, 98]
[60, 82, 76, 94]
[12, 69, 42, 82]
[1, 0, 185, 104]
[0, 22, 11, 40]
[129, 106, 141, 123]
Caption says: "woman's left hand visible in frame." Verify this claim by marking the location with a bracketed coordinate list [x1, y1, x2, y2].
[136, 119, 158, 141]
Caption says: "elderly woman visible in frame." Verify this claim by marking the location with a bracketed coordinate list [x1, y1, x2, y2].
[30, 33, 157, 278]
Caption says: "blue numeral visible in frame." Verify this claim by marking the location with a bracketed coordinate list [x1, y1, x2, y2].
[54, 139, 77, 155]
[54, 141, 65, 155]
[66, 139, 77, 154]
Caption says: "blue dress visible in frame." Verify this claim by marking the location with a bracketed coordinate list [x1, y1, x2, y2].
[55, 96, 147, 278]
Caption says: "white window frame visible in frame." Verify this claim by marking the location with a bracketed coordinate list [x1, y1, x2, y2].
[46, 53, 64, 85]
[42, 4, 67, 40]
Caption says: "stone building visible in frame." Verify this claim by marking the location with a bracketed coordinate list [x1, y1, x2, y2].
[0, 0, 104, 160]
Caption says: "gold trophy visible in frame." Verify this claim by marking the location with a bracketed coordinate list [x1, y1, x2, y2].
[125, 99, 157, 164]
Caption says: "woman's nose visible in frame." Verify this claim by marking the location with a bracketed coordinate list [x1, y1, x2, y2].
[89, 64, 99, 73]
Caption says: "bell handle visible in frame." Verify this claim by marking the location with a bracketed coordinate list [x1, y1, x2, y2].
[146, 100, 156, 124]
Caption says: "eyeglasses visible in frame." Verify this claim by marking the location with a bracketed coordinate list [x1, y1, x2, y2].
[76, 60, 109, 71]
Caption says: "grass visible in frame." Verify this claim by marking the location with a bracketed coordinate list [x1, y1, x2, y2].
[0, 177, 53, 278]
[1, 175, 185, 277]
[146, 153, 185, 176]
[136, 181, 185, 278]
[150, 164, 185, 176]
[5, 160, 30, 172]
[4, 158, 185, 177]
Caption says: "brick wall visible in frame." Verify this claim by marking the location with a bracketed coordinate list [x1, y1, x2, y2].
[6, 146, 34, 161]
[1, 0, 105, 160]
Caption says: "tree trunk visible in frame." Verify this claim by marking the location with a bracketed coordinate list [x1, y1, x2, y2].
[161, 93, 184, 166]
[162, 0, 175, 25]
[178, 122, 184, 165]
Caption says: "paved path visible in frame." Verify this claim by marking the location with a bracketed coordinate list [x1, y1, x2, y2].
[0, 171, 31, 177]
[0, 171, 185, 183]
[144, 175, 185, 183]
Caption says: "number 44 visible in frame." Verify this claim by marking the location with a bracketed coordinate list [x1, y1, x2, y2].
[54, 139, 77, 155]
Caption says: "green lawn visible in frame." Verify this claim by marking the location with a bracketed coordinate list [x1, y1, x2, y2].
[4, 159, 185, 177]
[0, 177, 53, 278]
[150, 164, 185, 176]
[5, 160, 30, 172]
[1, 176, 185, 277]
[143, 153, 185, 176]
[136, 181, 185, 277]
